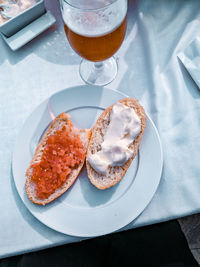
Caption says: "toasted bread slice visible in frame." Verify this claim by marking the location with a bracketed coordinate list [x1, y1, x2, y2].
[86, 98, 146, 190]
[26, 113, 90, 205]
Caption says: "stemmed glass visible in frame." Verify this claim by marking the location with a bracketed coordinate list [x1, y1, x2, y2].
[60, 0, 127, 86]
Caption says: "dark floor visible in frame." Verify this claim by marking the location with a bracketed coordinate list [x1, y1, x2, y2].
[0, 220, 198, 267]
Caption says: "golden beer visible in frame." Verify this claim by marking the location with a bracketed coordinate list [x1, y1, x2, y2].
[64, 16, 127, 62]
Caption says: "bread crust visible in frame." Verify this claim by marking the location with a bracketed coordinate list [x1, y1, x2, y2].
[25, 113, 90, 205]
[86, 98, 146, 190]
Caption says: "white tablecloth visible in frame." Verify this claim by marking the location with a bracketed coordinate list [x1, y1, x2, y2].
[0, 0, 200, 259]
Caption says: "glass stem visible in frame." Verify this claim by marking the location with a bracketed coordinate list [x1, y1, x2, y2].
[94, 62, 104, 69]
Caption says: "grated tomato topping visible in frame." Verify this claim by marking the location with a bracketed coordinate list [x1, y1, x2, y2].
[31, 125, 85, 199]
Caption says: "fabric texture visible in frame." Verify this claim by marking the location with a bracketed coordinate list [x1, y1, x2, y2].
[0, 0, 200, 258]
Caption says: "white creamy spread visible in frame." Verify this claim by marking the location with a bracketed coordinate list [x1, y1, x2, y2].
[0, 0, 37, 24]
[88, 102, 141, 175]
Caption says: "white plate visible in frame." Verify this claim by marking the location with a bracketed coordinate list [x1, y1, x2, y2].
[12, 85, 163, 237]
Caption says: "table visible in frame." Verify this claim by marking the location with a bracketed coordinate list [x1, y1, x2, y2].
[1, 0, 200, 259]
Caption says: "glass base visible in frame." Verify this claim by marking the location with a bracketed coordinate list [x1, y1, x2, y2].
[79, 57, 118, 86]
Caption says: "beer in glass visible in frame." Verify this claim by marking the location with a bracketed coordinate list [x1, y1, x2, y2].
[60, 0, 127, 86]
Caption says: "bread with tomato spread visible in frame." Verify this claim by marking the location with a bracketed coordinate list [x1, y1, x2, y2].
[26, 113, 90, 205]
[86, 98, 146, 189]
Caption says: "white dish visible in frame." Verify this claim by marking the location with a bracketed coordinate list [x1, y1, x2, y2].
[12, 85, 163, 237]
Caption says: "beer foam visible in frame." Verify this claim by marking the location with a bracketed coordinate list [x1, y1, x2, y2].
[62, 0, 127, 37]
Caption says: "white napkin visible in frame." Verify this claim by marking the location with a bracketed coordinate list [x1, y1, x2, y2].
[178, 37, 200, 89]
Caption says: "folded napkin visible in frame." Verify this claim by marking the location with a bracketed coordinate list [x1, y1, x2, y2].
[178, 37, 200, 89]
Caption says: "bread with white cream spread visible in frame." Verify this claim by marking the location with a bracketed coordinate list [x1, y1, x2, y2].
[86, 98, 146, 189]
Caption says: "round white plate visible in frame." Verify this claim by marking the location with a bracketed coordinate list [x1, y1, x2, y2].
[12, 85, 163, 237]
